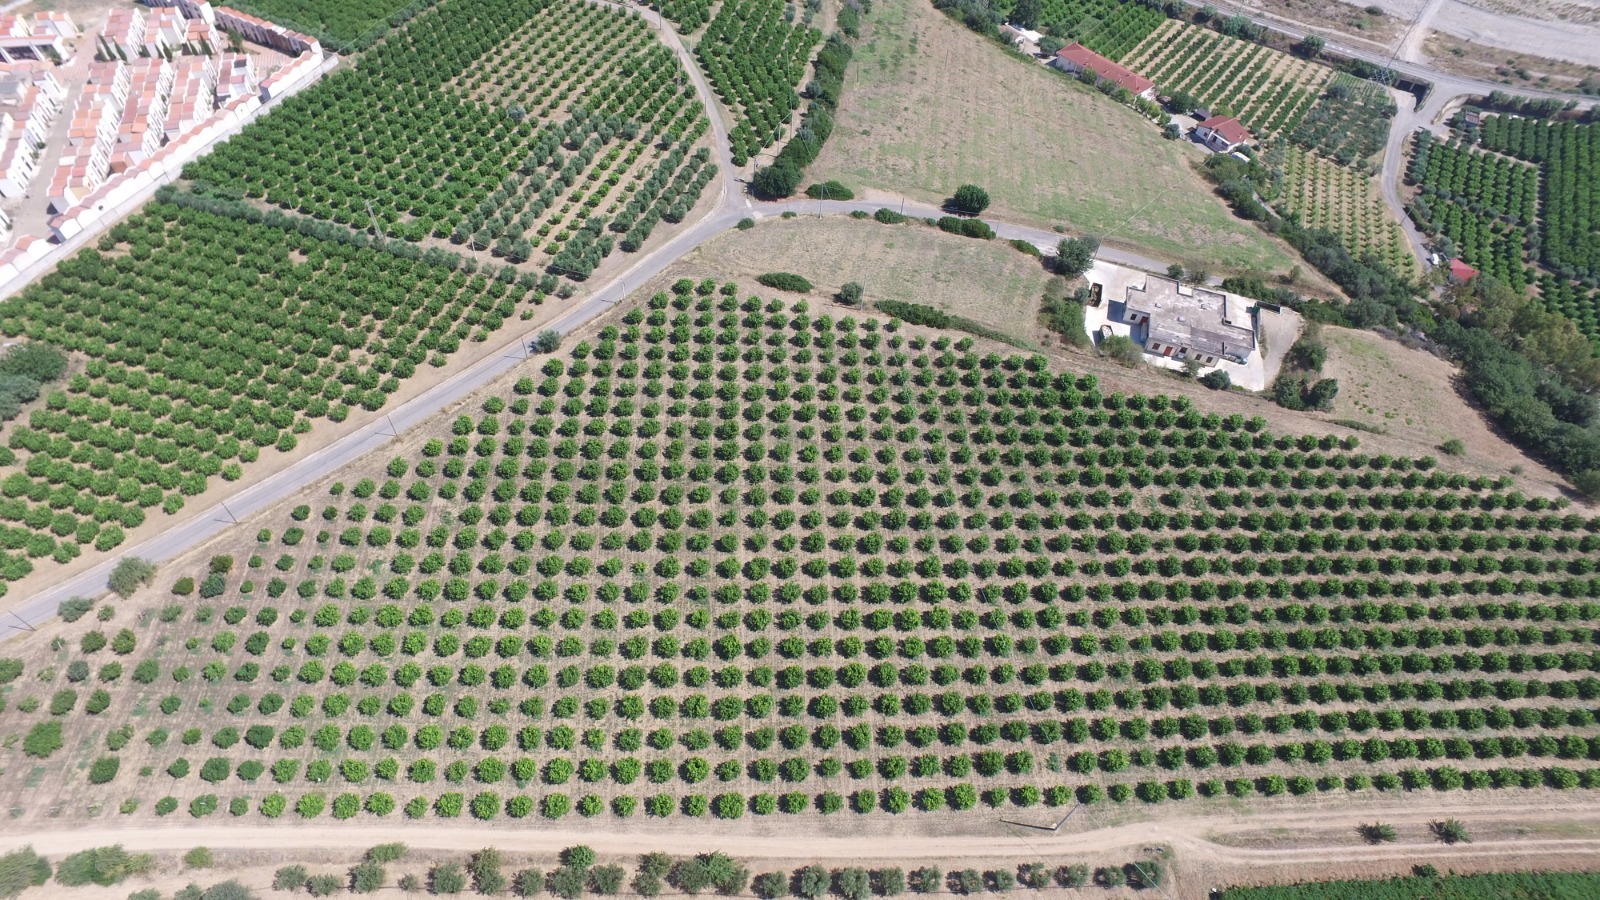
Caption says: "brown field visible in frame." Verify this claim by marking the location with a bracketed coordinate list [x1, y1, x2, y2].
[1420, 32, 1600, 92]
[809, 0, 1304, 275]
[1318, 325, 1569, 495]
[674, 216, 1054, 341]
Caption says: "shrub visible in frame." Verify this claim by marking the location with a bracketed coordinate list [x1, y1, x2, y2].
[0, 846, 51, 898]
[936, 216, 995, 239]
[172, 576, 195, 596]
[184, 848, 214, 869]
[23, 722, 63, 758]
[755, 273, 812, 293]
[737, 217, 755, 230]
[58, 597, 95, 623]
[54, 846, 152, 886]
[532, 331, 562, 354]
[804, 181, 854, 201]
[88, 757, 120, 784]
[1440, 437, 1466, 456]
[837, 282, 863, 306]
[1200, 370, 1232, 390]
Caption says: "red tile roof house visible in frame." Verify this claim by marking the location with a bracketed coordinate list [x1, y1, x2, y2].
[1193, 114, 1252, 153]
[1050, 43, 1156, 101]
[1447, 258, 1478, 284]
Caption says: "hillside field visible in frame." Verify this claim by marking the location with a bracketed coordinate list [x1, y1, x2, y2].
[810, 0, 1303, 274]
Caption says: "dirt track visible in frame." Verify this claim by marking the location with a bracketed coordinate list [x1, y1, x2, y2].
[6, 796, 1598, 896]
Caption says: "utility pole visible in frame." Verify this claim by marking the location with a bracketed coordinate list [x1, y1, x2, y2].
[365, 200, 386, 241]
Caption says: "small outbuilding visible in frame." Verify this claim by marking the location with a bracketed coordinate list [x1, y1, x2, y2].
[1193, 114, 1252, 153]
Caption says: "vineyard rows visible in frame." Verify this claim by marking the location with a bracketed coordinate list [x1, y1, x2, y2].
[1123, 19, 1330, 140]
[189, 0, 713, 260]
[5, 283, 1599, 826]
[0, 203, 527, 588]
[1034, 0, 1166, 62]
[694, 0, 822, 165]
[1275, 147, 1415, 278]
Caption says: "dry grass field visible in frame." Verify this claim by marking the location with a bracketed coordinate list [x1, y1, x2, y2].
[1318, 326, 1568, 493]
[673, 216, 1053, 341]
[809, 0, 1304, 275]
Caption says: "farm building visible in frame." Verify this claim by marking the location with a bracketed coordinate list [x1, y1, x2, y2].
[1193, 114, 1251, 153]
[1050, 43, 1156, 100]
[1447, 258, 1478, 283]
[998, 24, 1042, 54]
[1121, 274, 1255, 366]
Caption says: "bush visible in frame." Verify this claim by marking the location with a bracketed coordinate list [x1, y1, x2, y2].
[23, 722, 63, 758]
[54, 846, 152, 887]
[172, 576, 195, 596]
[1100, 334, 1144, 366]
[950, 184, 990, 215]
[88, 757, 120, 784]
[532, 331, 562, 354]
[874, 208, 906, 225]
[184, 848, 214, 869]
[59, 596, 95, 623]
[755, 273, 812, 293]
[0, 846, 51, 898]
[1440, 437, 1466, 456]
[837, 282, 863, 306]
[1200, 370, 1232, 390]
[935, 216, 994, 239]
[804, 181, 854, 201]
[737, 218, 755, 230]
[0, 343, 66, 382]
[273, 866, 308, 892]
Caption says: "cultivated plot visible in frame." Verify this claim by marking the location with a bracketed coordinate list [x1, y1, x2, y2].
[4, 283, 1598, 831]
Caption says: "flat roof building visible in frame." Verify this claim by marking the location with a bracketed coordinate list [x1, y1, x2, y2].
[1121, 274, 1255, 366]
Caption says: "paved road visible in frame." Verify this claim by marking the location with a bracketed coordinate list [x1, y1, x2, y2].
[1, 0, 1588, 632]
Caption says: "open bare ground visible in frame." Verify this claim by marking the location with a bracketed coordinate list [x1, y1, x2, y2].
[1420, 31, 1600, 92]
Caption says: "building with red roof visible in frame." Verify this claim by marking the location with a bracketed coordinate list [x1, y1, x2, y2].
[1447, 258, 1478, 283]
[1193, 114, 1252, 153]
[1050, 43, 1156, 101]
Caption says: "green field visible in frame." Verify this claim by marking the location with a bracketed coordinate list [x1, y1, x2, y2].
[813, 0, 1302, 274]
[4, 279, 1599, 829]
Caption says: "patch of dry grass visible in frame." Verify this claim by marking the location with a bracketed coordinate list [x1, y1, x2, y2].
[677, 215, 1053, 341]
[811, 0, 1303, 274]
